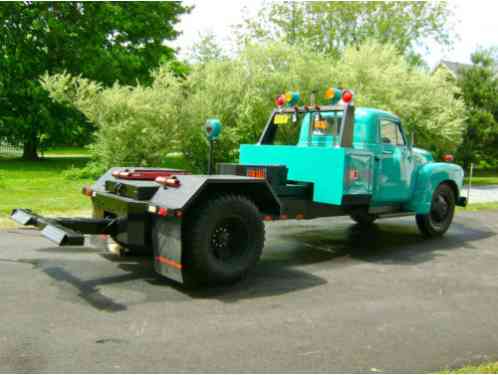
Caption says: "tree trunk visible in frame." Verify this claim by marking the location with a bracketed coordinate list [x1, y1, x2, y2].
[22, 136, 39, 160]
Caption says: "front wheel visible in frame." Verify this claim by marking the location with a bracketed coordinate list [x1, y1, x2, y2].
[183, 194, 265, 286]
[416, 183, 455, 237]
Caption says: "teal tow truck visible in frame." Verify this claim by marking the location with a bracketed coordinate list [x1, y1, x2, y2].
[11, 88, 467, 286]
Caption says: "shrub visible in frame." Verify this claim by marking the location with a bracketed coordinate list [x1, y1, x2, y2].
[41, 65, 184, 168]
[43, 41, 465, 172]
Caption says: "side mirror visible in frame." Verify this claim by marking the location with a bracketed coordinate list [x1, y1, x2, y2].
[205, 118, 222, 141]
[204, 118, 222, 175]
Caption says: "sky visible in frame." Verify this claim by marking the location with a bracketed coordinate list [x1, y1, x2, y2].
[173, 0, 498, 68]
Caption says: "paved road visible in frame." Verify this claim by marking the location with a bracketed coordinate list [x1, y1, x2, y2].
[465, 185, 498, 203]
[1, 211, 498, 372]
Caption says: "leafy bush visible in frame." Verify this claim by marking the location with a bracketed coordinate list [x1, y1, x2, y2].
[178, 41, 464, 169]
[41, 65, 184, 168]
[43, 41, 465, 172]
[331, 42, 465, 156]
[61, 162, 106, 180]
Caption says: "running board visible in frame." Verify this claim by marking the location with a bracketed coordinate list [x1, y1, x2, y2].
[376, 211, 415, 219]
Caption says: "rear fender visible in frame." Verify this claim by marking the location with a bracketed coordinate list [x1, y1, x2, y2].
[149, 175, 281, 284]
[406, 162, 464, 214]
[149, 175, 281, 215]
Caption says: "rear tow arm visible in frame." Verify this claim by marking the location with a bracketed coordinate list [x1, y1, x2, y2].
[10, 208, 121, 246]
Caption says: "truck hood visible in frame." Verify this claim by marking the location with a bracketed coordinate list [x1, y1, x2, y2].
[412, 147, 434, 163]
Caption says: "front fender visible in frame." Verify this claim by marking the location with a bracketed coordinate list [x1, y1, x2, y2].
[406, 162, 464, 214]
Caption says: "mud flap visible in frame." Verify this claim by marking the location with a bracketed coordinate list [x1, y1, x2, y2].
[152, 217, 183, 284]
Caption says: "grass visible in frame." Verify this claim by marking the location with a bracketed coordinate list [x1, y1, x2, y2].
[465, 170, 498, 186]
[0, 148, 192, 229]
[0, 148, 93, 228]
[458, 201, 498, 212]
[162, 153, 191, 171]
[443, 361, 498, 373]
[41, 146, 91, 157]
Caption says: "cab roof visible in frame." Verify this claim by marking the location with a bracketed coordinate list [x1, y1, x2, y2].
[355, 107, 400, 123]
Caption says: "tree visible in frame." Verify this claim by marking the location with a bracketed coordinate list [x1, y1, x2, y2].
[238, 1, 454, 63]
[457, 48, 498, 168]
[180, 41, 463, 170]
[188, 32, 227, 65]
[43, 41, 464, 173]
[0, 2, 189, 159]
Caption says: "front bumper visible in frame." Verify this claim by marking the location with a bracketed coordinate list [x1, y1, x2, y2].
[457, 196, 468, 207]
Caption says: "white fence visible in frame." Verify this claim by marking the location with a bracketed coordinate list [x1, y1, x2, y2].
[0, 141, 22, 156]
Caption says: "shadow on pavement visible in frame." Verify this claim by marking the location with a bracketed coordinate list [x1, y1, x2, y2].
[281, 220, 494, 266]
[25, 218, 495, 309]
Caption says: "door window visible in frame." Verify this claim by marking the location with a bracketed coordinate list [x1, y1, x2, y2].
[380, 120, 405, 146]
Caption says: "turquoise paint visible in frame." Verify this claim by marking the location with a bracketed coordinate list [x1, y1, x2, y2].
[406, 162, 464, 214]
[344, 151, 374, 195]
[239, 106, 464, 210]
[240, 145, 346, 205]
[370, 115, 413, 204]
[205, 118, 222, 141]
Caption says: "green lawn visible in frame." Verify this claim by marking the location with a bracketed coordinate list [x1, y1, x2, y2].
[443, 361, 498, 373]
[0, 148, 192, 228]
[0, 148, 93, 228]
[458, 201, 498, 212]
[41, 146, 91, 157]
[465, 170, 498, 186]
[465, 176, 498, 185]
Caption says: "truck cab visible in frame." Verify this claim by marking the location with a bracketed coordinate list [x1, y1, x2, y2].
[237, 95, 465, 219]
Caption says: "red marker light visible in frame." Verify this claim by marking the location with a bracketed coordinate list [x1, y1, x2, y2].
[275, 95, 286, 107]
[342, 90, 353, 103]
[158, 207, 168, 217]
[155, 175, 181, 187]
[442, 154, 454, 162]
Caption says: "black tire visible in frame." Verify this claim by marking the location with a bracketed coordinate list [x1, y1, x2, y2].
[350, 210, 377, 226]
[416, 183, 455, 237]
[182, 194, 265, 286]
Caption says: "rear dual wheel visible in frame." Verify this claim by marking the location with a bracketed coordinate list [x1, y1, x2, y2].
[416, 183, 455, 237]
[183, 194, 265, 286]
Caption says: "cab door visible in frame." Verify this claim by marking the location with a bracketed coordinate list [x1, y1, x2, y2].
[374, 118, 413, 203]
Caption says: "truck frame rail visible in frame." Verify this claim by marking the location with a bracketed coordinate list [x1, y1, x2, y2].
[11, 209, 121, 246]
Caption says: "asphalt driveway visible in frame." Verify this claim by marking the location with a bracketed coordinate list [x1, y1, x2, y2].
[1, 210, 498, 372]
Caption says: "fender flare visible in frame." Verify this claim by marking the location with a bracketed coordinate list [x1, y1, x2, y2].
[149, 175, 281, 284]
[406, 162, 464, 214]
